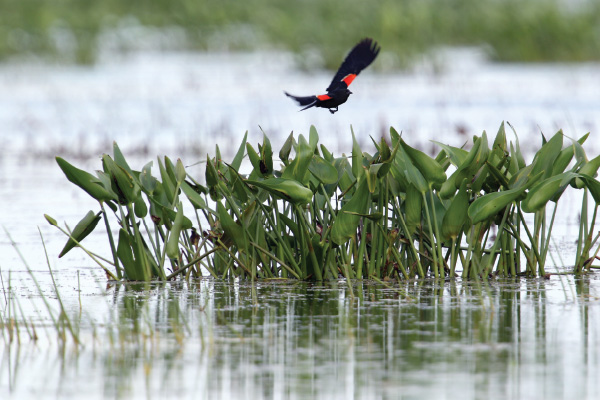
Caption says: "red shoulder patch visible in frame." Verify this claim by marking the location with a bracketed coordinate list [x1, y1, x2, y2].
[317, 94, 331, 101]
[342, 74, 357, 87]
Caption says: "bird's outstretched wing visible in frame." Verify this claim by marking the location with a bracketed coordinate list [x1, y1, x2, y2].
[326, 38, 380, 92]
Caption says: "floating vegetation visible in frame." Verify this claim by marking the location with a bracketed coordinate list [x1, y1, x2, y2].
[46, 122, 600, 281]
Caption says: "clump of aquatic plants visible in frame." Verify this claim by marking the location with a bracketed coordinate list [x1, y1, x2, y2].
[46, 122, 600, 281]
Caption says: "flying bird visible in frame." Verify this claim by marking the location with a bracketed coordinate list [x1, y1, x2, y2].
[285, 38, 380, 114]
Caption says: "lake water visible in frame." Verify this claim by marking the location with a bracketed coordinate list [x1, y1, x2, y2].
[1, 50, 600, 399]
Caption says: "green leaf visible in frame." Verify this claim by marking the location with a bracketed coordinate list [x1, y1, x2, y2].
[531, 130, 563, 180]
[175, 159, 186, 184]
[246, 178, 313, 205]
[139, 162, 157, 194]
[217, 201, 248, 251]
[389, 126, 401, 147]
[148, 196, 193, 229]
[59, 211, 102, 258]
[441, 179, 469, 240]
[404, 184, 422, 236]
[351, 128, 364, 182]
[489, 121, 507, 162]
[375, 139, 399, 178]
[113, 142, 133, 175]
[166, 203, 184, 259]
[308, 155, 338, 185]
[522, 172, 579, 213]
[366, 163, 382, 193]
[400, 139, 446, 189]
[133, 196, 148, 218]
[259, 132, 273, 175]
[44, 214, 58, 226]
[103, 154, 139, 204]
[181, 181, 207, 209]
[432, 141, 469, 167]
[282, 134, 313, 183]
[438, 172, 458, 199]
[246, 143, 263, 177]
[56, 157, 117, 203]
[331, 180, 369, 245]
[507, 123, 527, 169]
[279, 132, 295, 164]
[309, 125, 319, 151]
[231, 131, 248, 171]
[574, 153, 600, 188]
[320, 144, 333, 162]
[205, 156, 221, 201]
[397, 144, 428, 193]
[580, 176, 600, 204]
[468, 188, 524, 225]
[454, 132, 489, 188]
[158, 157, 176, 204]
[117, 229, 146, 281]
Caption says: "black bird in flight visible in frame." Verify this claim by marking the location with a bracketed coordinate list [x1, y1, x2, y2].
[285, 38, 380, 114]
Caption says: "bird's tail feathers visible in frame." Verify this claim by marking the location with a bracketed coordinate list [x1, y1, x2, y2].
[284, 91, 318, 107]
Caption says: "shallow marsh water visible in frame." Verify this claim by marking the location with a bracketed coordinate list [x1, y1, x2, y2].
[1, 51, 600, 398]
[2, 274, 599, 399]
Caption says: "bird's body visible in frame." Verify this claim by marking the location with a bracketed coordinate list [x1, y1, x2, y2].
[285, 38, 380, 114]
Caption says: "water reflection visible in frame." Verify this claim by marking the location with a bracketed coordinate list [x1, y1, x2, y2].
[2, 277, 599, 399]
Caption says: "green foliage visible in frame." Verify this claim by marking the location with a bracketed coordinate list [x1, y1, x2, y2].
[49, 123, 600, 281]
[1, 0, 600, 65]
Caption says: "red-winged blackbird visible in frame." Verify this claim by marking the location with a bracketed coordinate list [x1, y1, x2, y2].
[285, 38, 380, 114]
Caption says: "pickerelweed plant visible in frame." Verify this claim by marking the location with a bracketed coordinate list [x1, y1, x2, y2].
[46, 122, 600, 281]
